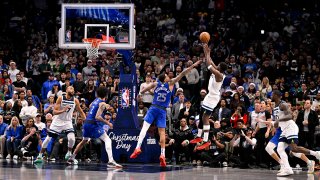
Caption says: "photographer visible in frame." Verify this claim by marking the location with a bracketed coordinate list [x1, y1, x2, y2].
[232, 123, 257, 168]
[200, 129, 227, 167]
[20, 126, 40, 158]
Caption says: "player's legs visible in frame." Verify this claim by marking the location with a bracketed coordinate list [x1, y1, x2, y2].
[289, 143, 320, 160]
[99, 132, 122, 168]
[158, 127, 166, 167]
[265, 141, 281, 164]
[265, 128, 282, 164]
[130, 107, 157, 158]
[65, 131, 75, 160]
[277, 141, 293, 176]
[195, 106, 214, 150]
[34, 131, 58, 163]
[291, 152, 315, 173]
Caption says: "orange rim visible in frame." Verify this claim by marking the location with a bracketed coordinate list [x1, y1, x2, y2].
[83, 38, 103, 48]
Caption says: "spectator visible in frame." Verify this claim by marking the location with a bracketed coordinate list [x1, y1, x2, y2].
[73, 73, 86, 98]
[18, 91, 27, 107]
[41, 72, 59, 101]
[258, 77, 272, 100]
[137, 102, 148, 126]
[34, 113, 45, 131]
[172, 93, 185, 126]
[5, 116, 23, 159]
[296, 100, 319, 149]
[170, 118, 194, 164]
[8, 62, 20, 82]
[178, 100, 195, 126]
[20, 126, 40, 158]
[0, 115, 8, 158]
[47, 84, 62, 101]
[12, 73, 27, 93]
[26, 89, 42, 112]
[82, 60, 96, 81]
[19, 96, 38, 125]
[212, 99, 231, 122]
[185, 60, 200, 99]
[43, 95, 55, 115]
[139, 74, 154, 108]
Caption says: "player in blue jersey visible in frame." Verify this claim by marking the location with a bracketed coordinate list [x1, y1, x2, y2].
[67, 86, 122, 168]
[130, 60, 202, 167]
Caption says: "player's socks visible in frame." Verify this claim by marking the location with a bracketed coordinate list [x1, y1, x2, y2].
[161, 148, 165, 156]
[202, 125, 210, 142]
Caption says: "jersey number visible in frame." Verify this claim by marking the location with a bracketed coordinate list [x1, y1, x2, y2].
[157, 93, 167, 102]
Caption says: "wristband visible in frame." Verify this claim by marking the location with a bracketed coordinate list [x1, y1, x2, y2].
[208, 65, 213, 70]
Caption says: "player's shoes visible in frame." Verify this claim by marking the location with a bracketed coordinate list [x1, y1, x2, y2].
[159, 155, 166, 167]
[196, 141, 211, 151]
[307, 160, 315, 174]
[65, 152, 72, 160]
[67, 158, 78, 165]
[315, 151, 320, 161]
[277, 167, 293, 176]
[107, 161, 123, 168]
[130, 148, 142, 159]
[34, 156, 43, 164]
[190, 137, 203, 144]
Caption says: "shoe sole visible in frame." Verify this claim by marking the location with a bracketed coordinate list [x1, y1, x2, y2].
[159, 156, 166, 167]
[130, 150, 142, 159]
[190, 138, 203, 144]
[196, 142, 211, 151]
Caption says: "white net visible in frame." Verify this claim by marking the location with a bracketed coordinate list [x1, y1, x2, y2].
[85, 45, 99, 58]
[83, 38, 102, 58]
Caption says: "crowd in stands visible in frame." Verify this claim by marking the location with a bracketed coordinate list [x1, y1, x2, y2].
[0, 0, 320, 169]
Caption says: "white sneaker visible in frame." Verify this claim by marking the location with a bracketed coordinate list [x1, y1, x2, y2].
[307, 160, 315, 174]
[0, 154, 3, 159]
[315, 151, 320, 160]
[6, 155, 10, 159]
[65, 152, 72, 160]
[13, 155, 18, 160]
[277, 168, 292, 176]
[107, 161, 123, 168]
[67, 158, 78, 165]
[278, 164, 285, 173]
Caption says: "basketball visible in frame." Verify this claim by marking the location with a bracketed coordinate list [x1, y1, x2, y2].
[199, 32, 210, 43]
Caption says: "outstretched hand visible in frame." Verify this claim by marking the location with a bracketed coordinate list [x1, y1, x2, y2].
[202, 44, 211, 55]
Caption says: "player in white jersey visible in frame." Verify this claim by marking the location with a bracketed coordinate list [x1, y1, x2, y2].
[34, 86, 86, 163]
[190, 44, 228, 150]
[263, 90, 320, 176]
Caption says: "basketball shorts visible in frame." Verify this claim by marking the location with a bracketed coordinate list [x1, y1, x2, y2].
[48, 120, 74, 135]
[83, 123, 105, 139]
[144, 106, 166, 128]
[202, 95, 220, 114]
[279, 122, 299, 144]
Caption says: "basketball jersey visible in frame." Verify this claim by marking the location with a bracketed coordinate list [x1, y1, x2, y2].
[273, 100, 291, 129]
[53, 95, 75, 122]
[152, 81, 172, 108]
[208, 74, 225, 97]
[86, 98, 104, 121]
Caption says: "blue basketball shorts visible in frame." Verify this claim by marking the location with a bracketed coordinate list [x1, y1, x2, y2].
[144, 106, 166, 128]
[83, 123, 105, 139]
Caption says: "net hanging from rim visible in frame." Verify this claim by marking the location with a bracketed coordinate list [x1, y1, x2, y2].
[83, 38, 103, 58]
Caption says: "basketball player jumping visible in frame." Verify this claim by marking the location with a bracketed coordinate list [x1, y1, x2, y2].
[190, 44, 228, 150]
[67, 87, 122, 168]
[34, 86, 86, 163]
[263, 90, 320, 176]
[130, 60, 202, 167]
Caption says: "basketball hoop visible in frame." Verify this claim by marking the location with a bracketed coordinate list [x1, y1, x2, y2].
[82, 38, 103, 58]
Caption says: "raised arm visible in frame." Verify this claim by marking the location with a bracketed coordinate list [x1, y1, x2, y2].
[203, 44, 224, 82]
[169, 60, 202, 85]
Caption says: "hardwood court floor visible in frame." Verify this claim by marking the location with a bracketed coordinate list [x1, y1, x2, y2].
[0, 159, 318, 180]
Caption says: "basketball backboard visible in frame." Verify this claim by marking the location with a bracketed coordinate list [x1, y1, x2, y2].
[59, 3, 135, 50]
